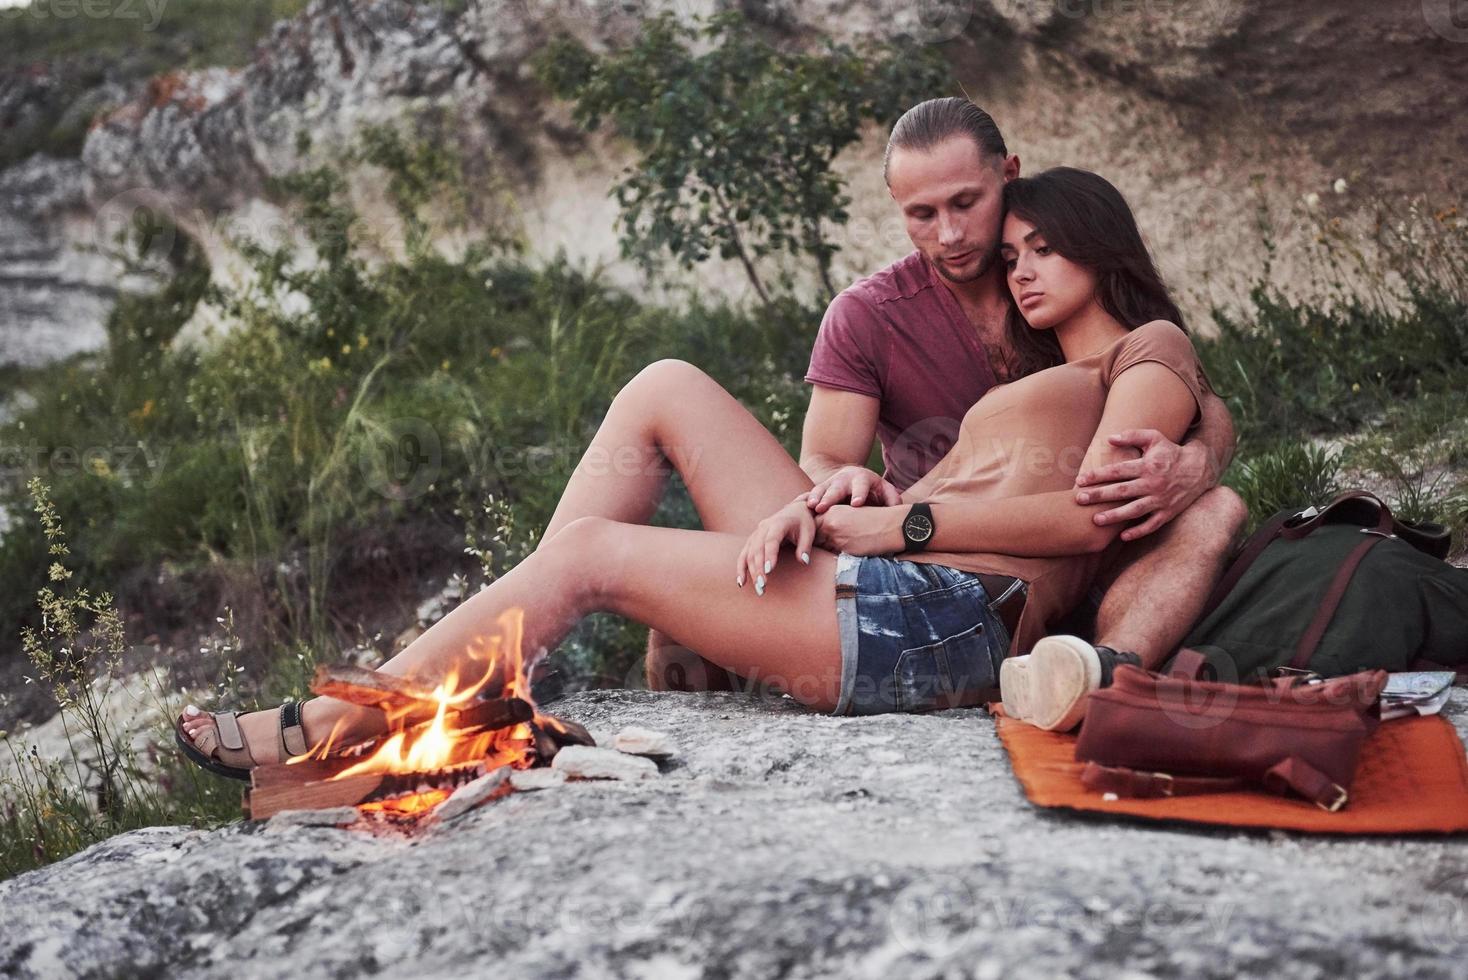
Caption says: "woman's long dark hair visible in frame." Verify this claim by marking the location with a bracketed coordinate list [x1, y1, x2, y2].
[1001, 167, 1187, 378]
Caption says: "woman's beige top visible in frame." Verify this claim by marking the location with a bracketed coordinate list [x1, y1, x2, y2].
[900, 320, 1211, 654]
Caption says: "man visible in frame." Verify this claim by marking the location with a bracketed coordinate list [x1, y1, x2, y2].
[647, 97, 1247, 729]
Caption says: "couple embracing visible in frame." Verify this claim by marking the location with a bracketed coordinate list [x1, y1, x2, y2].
[178, 98, 1248, 778]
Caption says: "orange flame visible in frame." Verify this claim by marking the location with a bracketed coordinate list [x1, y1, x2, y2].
[300, 608, 548, 784]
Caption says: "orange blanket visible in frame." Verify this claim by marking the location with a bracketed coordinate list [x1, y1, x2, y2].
[994, 707, 1468, 834]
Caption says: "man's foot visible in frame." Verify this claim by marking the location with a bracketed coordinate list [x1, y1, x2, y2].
[999, 636, 1141, 732]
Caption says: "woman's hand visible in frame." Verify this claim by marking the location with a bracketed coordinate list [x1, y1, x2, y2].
[737, 499, 817, 596]
[814, 504, 906, 557]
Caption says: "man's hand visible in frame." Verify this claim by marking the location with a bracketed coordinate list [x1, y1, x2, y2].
[1074, 429, 1216, 542]
[736, 499, 817, 595]
[813, 504, 905, 557]
[804, 465, 902, 514]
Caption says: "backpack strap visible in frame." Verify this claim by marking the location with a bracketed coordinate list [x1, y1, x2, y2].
[1195, 508, 1299, 624]
[1081, 762, 1250, 799]
[1288, 530, 1389, 670]
[1080, 758, 1350, 811]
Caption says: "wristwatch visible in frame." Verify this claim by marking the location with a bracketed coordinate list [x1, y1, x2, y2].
[901, 502, 935, 553]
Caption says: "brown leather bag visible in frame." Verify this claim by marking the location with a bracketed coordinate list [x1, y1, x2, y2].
[1073, 656, 1389, 811]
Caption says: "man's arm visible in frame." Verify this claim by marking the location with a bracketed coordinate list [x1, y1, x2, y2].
[814, 364, 1199, 557]
[1073, 387, 1237, 541]
[800, 385, 881, 483]
[798, 385, 902, 510]
[1188, 388, 1236, 479]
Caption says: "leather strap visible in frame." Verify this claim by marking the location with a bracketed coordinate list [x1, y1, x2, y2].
[280, 700, 309, 758]
[1196, 508, 1296, 624]
[1081, 762, 1250, 798]
[1287, 531, 1386, 670]
[215, 711, 245, 752]
[978, 573, 1027, 643]
[1261, 756, 1350, 811]
[1166, 647, 1211, 681]
[1081, 758, 1349, 811]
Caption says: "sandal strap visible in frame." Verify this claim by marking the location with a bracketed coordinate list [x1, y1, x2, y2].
[280, 700, 309, 758]
[215, 711, 245, 752]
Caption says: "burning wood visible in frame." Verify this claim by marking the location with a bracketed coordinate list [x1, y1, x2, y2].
[310, 664, 463, 719]
[242, 608, 625, 824]
[249, 761, 487, 820]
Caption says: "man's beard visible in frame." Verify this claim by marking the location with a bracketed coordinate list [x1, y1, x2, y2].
[933, 247, 997, 284]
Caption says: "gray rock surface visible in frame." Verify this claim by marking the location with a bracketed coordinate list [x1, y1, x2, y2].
[1, 688, 1466, 979]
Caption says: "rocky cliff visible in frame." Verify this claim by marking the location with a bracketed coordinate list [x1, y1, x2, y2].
[1, 688, 1466, 978]
[1, 0, 1464, 366]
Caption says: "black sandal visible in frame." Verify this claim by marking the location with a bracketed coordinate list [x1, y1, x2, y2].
[174, 699, 310, 782]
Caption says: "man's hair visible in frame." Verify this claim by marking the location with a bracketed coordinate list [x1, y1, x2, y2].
[883, 97, 1008, 183]
[1001, 166, 1188, 377]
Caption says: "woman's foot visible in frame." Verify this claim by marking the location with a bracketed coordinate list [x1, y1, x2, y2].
[176, 700, 315, 780]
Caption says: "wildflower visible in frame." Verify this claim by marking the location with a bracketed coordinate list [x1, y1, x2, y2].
[89, 458, 112, 478]
[341, 344, 352, 355]
[358, 333, 369, 349]
[441, 359, 451, 371]
[490, 346, 503, 359]
[1303, 192, 1320, 208]
[1351, 382, 1361, 392]
[1333, 178, 1347, 194]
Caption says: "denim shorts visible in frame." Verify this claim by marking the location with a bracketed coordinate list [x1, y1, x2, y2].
[832, 552, 1018, 716]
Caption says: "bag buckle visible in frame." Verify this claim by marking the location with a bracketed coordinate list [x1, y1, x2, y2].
[1317, 784, 1349, 812]
[1273, 666, 1324, 684]
[1360, 528, 1397, 539]
[1147, 772, 1175, 797]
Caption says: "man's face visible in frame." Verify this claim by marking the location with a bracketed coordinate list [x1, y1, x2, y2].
[887, 138, 1017, 285]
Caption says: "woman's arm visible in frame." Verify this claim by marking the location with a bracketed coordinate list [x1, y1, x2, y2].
[815, 362, 1202, 558]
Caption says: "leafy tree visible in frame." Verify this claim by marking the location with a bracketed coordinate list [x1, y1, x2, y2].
[537, 12, 949, 303]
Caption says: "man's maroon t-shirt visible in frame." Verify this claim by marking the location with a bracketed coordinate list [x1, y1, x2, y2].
[805, 250, 1001, 492]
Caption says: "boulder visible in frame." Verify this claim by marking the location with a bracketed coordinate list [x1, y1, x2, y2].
[1, 689, 1466, 978]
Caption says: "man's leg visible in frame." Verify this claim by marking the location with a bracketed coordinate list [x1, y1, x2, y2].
[1000, 486, 1248, 730]
[1092, 485, 1249, 668]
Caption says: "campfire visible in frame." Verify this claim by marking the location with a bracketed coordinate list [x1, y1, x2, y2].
[246, 609, 596, 824]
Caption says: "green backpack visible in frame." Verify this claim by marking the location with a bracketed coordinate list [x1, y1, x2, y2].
[1173, 490, 1468, 683]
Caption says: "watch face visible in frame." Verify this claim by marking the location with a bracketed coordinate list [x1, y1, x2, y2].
[904, 513, 933, 542]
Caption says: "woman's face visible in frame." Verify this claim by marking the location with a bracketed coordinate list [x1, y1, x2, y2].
[999, 213, 1098, 330]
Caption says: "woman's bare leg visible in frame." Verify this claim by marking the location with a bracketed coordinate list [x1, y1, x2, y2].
[182, 361, 831, 758]
[538, 358, 812, 542]
[531, 359, 816, 691]
[181, 518, 843, 757]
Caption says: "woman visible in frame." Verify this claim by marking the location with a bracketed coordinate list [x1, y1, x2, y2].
[177, 167, 1208, 777]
